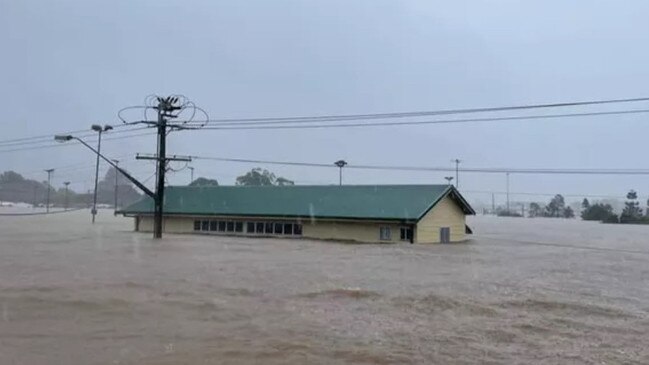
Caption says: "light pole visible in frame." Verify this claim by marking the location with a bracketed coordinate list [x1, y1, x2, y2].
[112, 159, 119, 214]
[506, 172, 510, 213]
[54, 135, 155, 217]
[45, 169, 54, 212]
[451, 159, 462, 188]
[188, 166, 195, 184]
[444, 176, 454, 186]
[63, 181, 70, 210]
[90, 124, 113, 223]
[334, 160, 347, 186]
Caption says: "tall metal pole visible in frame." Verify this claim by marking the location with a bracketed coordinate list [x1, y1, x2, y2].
[153, 104, 167, 239]
[91, 130, 102, 223]
[506, 172, 510, 213]
[45, 169, 54, 212]
[334, 160, 347, 186]
[63, 181, 70, 210]
[112, 159, 119, 213]
[452, 159, 461, 188]
[188, 166, 194, 184]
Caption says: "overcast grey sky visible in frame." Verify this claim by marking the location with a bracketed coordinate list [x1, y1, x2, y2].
[2, 0, 649, 205]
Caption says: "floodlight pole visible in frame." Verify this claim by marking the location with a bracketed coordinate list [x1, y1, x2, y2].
[334, 160, 348, 186]
[45, 169, 54, 212]
[91, 124, 112, 223]
[63, 181, 70, 210]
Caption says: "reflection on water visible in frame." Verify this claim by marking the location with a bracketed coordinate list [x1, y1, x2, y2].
[0, 211, 648, 364]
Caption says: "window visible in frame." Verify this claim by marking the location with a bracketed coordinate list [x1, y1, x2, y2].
[400, 227, 413, 242]
[201, 220, 209, 231]
[265, 222, 273, 234]
[209, 221, 218, 232]
[274, 223, 283, 234]
[293, 224, 303, 236]
[379, 227, 391, 241]
[218, 221, 226, 232]
[256, 222, 265, 234]
[193, 221, 201, 231]
[226, 221, 234, 232]
[235, 222, 243, 233]
[284, 223, 293, 235]
[246, 222, 255, 234]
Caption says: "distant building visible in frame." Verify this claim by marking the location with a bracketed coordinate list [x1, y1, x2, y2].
[119, 185, 475, 243]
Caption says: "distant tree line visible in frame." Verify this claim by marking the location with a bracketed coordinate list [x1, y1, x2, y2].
[528, 194, 575, 218]
[0, 168, 141, 208]
[581, 190, 649, 224]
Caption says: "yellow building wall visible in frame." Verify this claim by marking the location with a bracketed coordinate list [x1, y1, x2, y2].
[137, 216, 194, 233]
[415, 195, 466, 243]
[134, 216, 408, 243]
[302, 221, 404, 243]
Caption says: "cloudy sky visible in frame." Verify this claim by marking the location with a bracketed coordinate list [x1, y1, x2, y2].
[2, 0, 649, 206]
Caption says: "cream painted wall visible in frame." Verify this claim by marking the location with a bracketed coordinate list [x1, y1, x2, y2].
[415, 195, 466, 243]
[134, 216, 411, 244]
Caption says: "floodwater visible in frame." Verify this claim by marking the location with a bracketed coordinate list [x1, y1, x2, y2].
[1, 211, 648, 364]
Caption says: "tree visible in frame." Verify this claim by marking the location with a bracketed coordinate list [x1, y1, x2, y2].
[96, 167, 142, 207]
[235, 168, 294, 186]
[581, 202, 617, 222]
[545, 194, 565, 217]
[189, 177, 219, 187]
[620, 189, 643, 223]
[563, 206, 575, 218]
[529, 202, 543, 218]
[582, 198, 590, 210]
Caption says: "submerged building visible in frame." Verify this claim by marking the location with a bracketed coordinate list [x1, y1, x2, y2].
[119, 184, 475, 243]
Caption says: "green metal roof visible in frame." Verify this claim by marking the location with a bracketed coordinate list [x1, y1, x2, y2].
[118, 185, 474, 221]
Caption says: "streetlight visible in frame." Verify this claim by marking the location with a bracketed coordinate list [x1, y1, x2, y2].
[334, 160, 347, 186]
[54, 134, 155, 217]
[451, 159, 462, 188]
[112, 159, 119, 214]
[63, 181, 70, 210]
[90, 124, 113, 223]
[188, 166, 195, 184]
[444, 176, 454, 186]
[45, 169, 54, 212]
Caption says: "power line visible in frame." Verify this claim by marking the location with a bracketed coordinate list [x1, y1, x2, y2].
[0, 123, 137, 145]
[189, 155, 649, 175]
[0, 131, 156, 154]
[0, 126, 152, 148]
[192, 108, 649, 130]
[185, 96, 649, 125]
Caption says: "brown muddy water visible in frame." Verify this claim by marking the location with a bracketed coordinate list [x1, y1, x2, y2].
[1, 211, 648, 364]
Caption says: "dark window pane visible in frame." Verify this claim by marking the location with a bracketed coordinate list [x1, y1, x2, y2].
[265, 222, 273, 234]
[294, 224, 303, 235]
[226, 221, 234, 232]
[218, 221, 226, 232]
[235, 222, 243, 232]
[247, 222, 255, 233]
[283, 223, 293, 235]
[274, 223, 283, 234]
[256, 223, 264, 233]
[210, 221, 218, 231]
[201, 221, 209, 231]
[407, 228, 413, 240]
[194, 221, 201, 231]
[400, 228, 406, 240]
